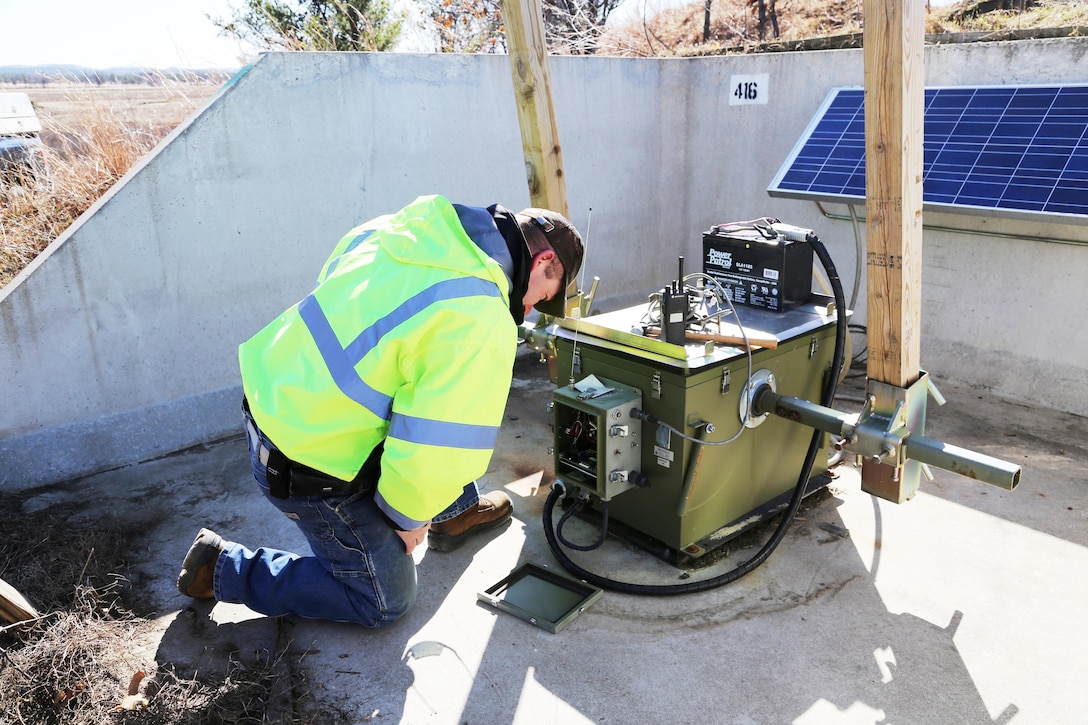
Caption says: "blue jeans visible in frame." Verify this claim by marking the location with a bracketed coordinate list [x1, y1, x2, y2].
[213, 417, 479, 626]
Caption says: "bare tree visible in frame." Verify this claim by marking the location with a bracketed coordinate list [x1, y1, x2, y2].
[425, 0, 506, 52]
[421, 0, 623, 55]
[751, 0, 779, 41]
[542, 0, 626, 54]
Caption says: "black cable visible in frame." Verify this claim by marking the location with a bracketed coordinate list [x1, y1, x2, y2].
[845, 323, 868, 378]
[542, 231, 848, 595]
[555, 497, 609, 551]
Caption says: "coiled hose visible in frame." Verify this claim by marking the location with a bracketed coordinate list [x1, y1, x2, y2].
[542, 232, 847, 595]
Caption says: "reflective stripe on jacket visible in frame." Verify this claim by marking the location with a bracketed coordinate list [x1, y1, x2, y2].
[239, 195, 518, 528]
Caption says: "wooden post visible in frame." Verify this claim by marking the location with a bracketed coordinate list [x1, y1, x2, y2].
[501, 0, 569, 217]
[861, 0, 926, 499]
[863, 0, 925, 387]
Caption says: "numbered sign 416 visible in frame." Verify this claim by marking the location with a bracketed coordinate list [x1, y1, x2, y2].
[729, 74, 769, 105]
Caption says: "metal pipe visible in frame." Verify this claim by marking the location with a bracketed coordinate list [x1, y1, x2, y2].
[755, 388, 854, 437]
[903, 436, 1021, 491]
[816, 201, 1088, 249]
[846, 203, 864, 309]
[754, 387, 1021, 491]
[676, 424, 709, 517]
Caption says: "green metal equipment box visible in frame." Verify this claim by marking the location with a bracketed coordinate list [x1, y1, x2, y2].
[550, 301, 839, 563]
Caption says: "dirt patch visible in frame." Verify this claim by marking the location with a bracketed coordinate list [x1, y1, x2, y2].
[0, 491, 310, 724]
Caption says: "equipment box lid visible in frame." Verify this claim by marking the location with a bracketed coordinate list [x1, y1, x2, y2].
[553, 299, 838, 371]
[478, 562, 603, 633]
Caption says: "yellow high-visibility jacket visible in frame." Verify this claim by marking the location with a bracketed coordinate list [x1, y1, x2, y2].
[239, 195, 518, 528]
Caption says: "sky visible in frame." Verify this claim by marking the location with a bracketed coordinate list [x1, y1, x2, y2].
[0, 0, 961, 71]
[0, 0, 257, 69]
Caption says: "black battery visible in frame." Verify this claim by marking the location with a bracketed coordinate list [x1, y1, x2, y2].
[702, 226, 813, 312]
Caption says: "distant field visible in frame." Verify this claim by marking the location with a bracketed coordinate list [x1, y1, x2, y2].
[0, 80, 223, 289]
[2, 81, 221, 131]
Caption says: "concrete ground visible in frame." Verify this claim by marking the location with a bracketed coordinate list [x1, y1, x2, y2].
[18, 351, 1088, 724]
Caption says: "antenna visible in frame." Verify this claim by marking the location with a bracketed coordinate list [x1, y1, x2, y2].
[568, 207, 592, 388]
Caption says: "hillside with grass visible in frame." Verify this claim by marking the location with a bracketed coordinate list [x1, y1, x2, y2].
[600, 0, 1088, 56]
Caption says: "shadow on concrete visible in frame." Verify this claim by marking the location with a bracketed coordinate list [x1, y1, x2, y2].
[7, 351, 1081, 722]
[921, 375, 1088, 548]
[448, 486, 1020, 724]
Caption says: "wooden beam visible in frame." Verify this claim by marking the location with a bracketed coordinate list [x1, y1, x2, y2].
[863, 0, 925, 388]
[501, 0, 569, 216]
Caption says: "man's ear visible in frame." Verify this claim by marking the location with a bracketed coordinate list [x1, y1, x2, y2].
[533, 250, 556, 268]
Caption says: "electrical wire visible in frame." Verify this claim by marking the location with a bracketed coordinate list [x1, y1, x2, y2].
[555, 496, 610, 551]
[845, 323, 868, 379]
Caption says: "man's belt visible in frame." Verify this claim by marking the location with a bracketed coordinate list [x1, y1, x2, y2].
[265, 447, 370, 499]
[243, 398, 375, 500]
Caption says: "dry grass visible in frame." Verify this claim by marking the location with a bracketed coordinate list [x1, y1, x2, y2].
[600, 0, 1088, 56]
[931, 0, 1088, 32]
[0, 79, 219, 290]
[0, 493, 309, 725]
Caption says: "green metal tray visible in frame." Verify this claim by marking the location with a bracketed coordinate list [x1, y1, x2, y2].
[477, 562, 603, 634]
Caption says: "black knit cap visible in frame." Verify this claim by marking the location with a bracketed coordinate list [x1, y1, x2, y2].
[514, 209, 584, 317]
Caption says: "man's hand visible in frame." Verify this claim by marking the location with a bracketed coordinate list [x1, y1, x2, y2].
[396, 522, 431, 555]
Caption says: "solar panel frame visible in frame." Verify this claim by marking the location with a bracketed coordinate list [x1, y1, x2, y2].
[767, 83, 1088, 222]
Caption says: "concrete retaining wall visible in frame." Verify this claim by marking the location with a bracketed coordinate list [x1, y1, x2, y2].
[2, 40, 1085, 489]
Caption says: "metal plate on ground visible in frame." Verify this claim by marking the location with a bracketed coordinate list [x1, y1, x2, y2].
[477, 562, 603, 634]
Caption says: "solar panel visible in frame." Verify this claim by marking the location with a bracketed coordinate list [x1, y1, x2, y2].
[767, 84, 1088, 221]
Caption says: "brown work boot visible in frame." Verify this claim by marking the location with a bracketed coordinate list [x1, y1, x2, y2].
[428, 491, 513, 552]
[176, 528, 225, 599]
